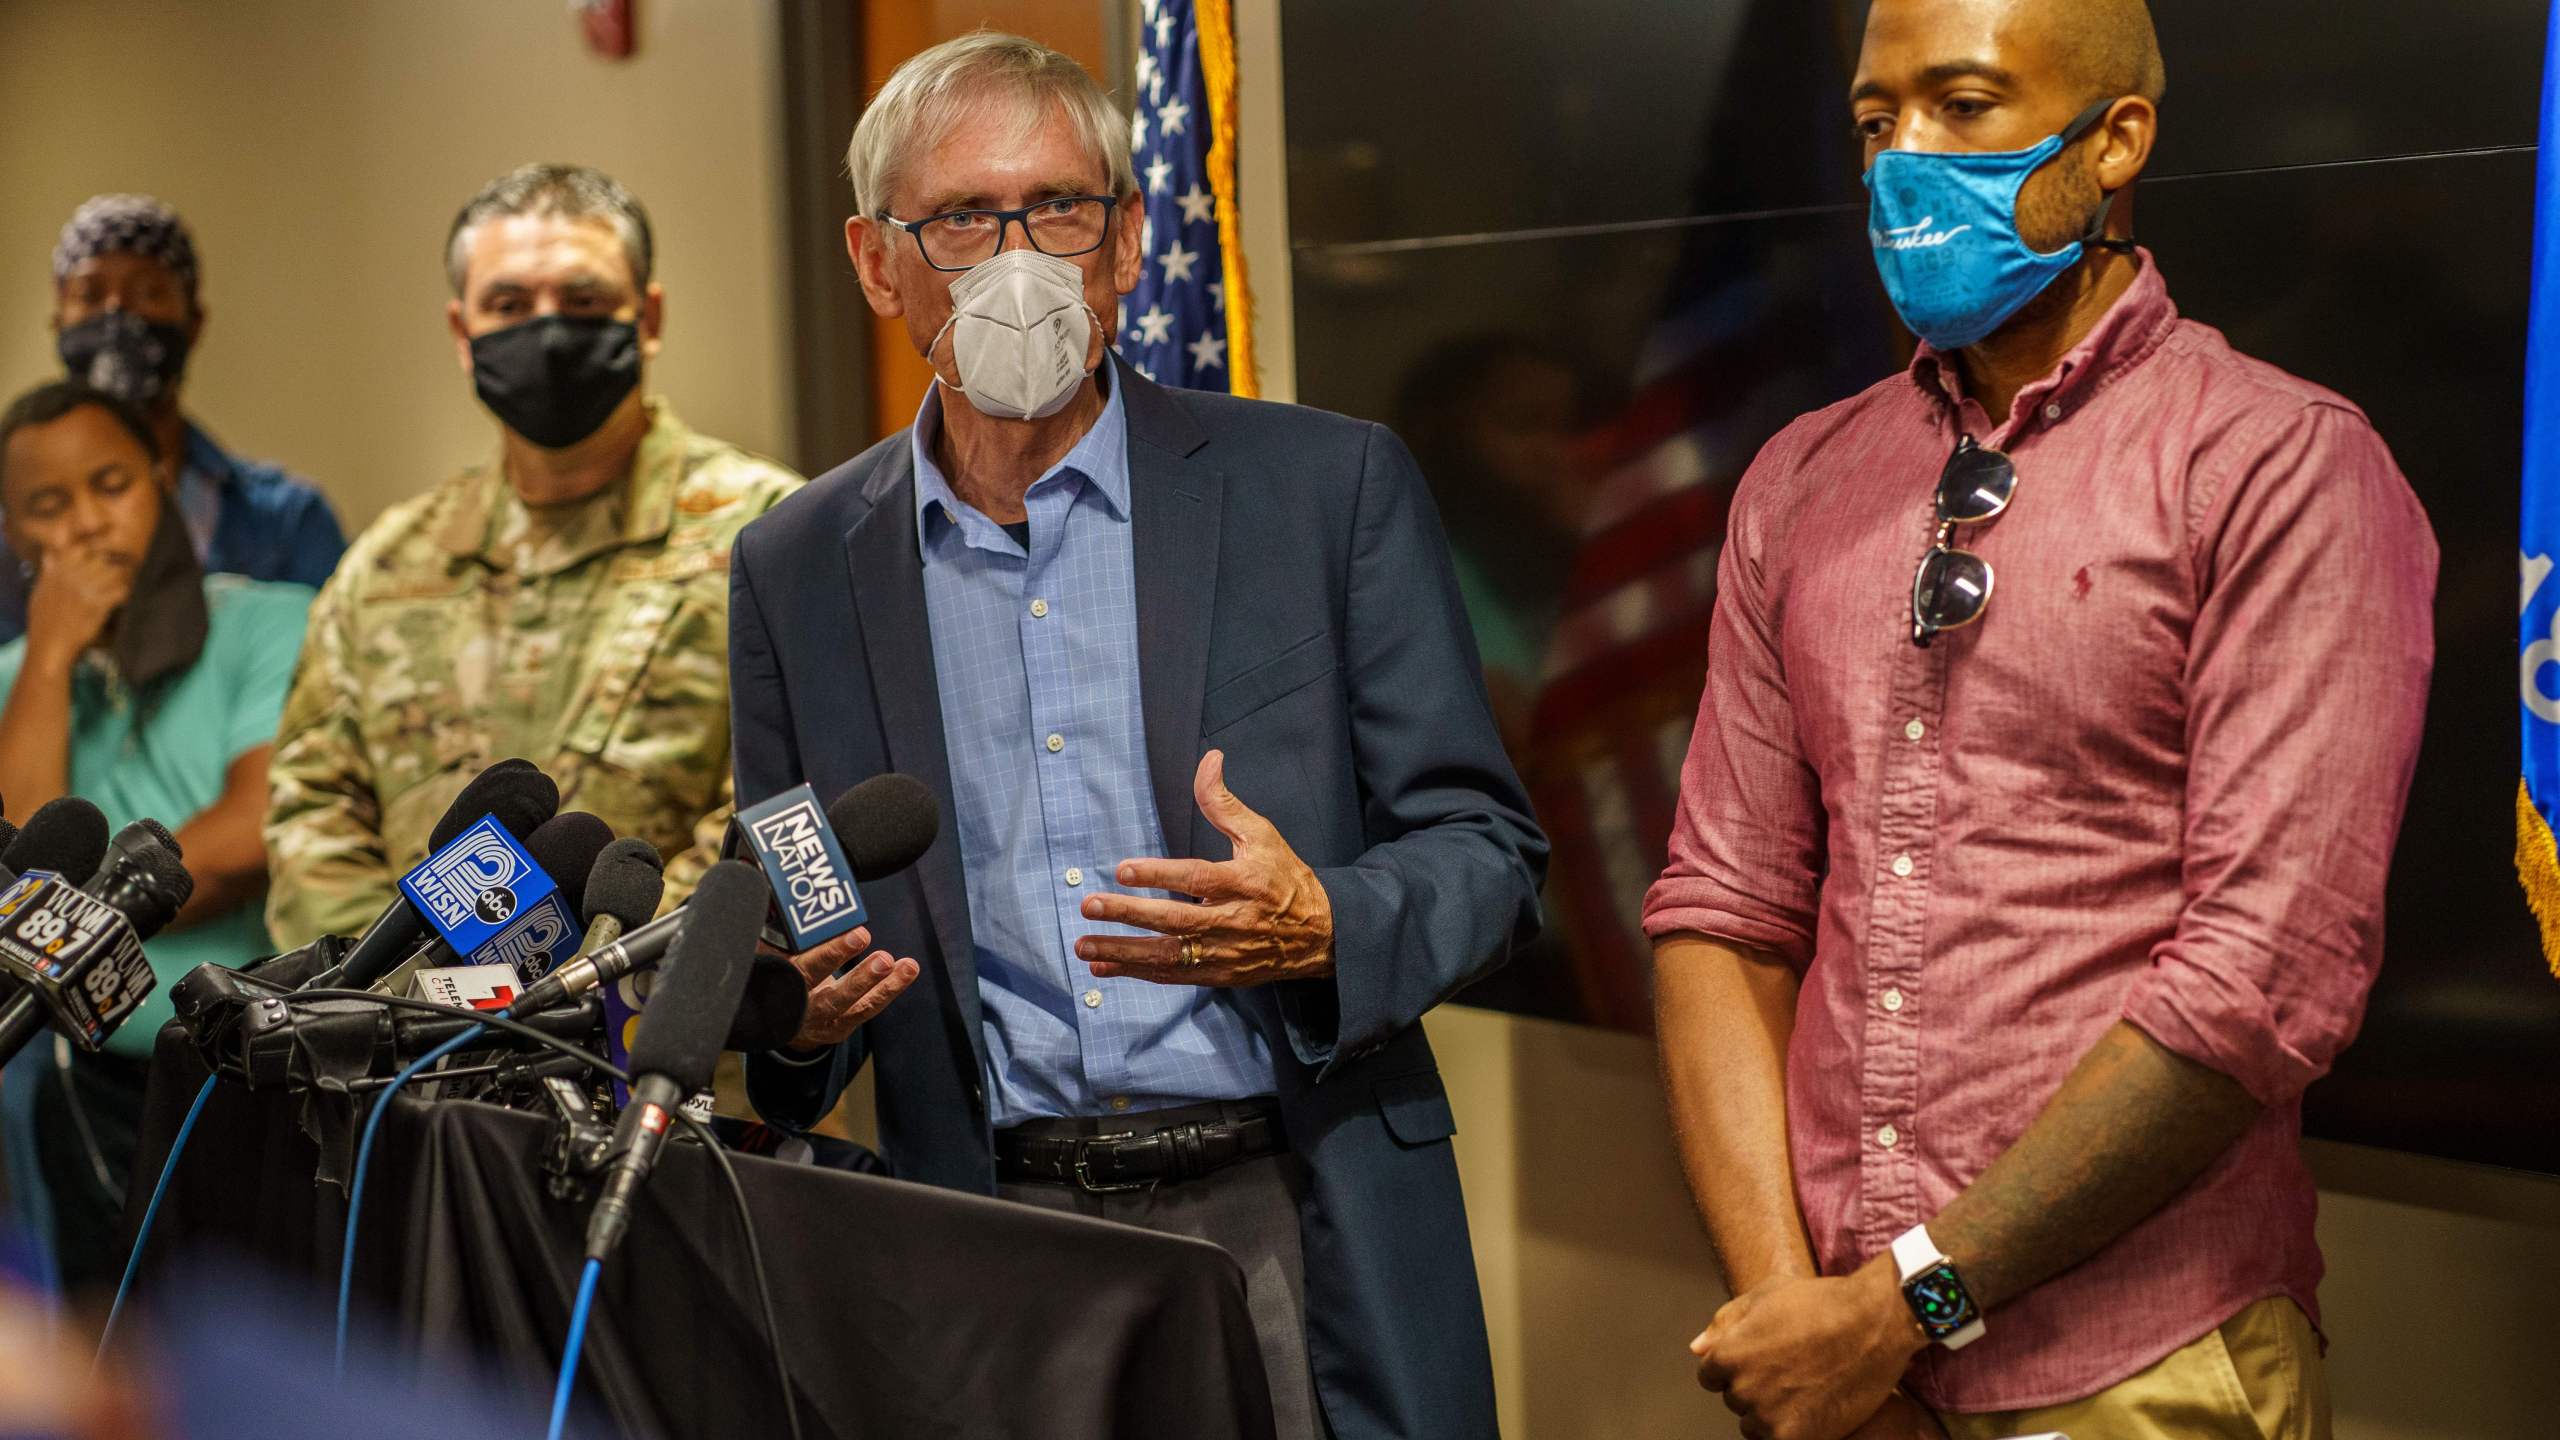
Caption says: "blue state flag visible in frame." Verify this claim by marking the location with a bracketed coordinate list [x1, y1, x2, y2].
[2517, 0, 2560, 976]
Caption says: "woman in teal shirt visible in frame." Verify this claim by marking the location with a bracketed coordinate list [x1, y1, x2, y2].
[0, 380, 314, 1293]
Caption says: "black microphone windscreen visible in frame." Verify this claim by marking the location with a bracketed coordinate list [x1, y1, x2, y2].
[727, 954, 809, 1052]
[427, 759, 558, 852]
[525, 812, 615, 918]
[0, 819, 20, 867]
[128, 817, 182, 861]
[100, 840, 193, 940]
[583, 837, 666, 931]
[4, 798, 109, 881]
[630, 860, 767, 1093]
[826, 774, 941, 882]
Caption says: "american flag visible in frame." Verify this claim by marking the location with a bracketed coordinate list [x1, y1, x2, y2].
[1123, 0, 1236, 391]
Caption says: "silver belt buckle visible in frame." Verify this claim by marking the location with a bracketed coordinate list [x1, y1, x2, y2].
[1071, 1130, 1149, 1193]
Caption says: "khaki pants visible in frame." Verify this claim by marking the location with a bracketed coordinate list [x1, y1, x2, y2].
[1935, 1298, 2330, 1440]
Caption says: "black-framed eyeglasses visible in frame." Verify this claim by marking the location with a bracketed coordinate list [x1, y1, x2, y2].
[876, 195, 1121, 272]
[1910, 435, 2019, 647]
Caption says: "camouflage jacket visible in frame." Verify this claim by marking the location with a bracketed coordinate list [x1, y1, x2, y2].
[265, 402, 801, 947]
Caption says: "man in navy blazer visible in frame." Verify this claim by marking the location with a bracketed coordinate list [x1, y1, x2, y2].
[733, 33, 1545, 1440]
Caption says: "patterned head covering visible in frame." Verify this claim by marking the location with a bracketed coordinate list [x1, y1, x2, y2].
[51, 193, 199, 301]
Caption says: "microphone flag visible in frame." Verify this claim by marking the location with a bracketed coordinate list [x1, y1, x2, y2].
[2519, 0, 2560, 979]
[396, 813, 578, 976]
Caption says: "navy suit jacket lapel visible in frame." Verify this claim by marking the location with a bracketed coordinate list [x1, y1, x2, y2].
[841, 444, 989, 1081]
[1119, 358, 1223, 860]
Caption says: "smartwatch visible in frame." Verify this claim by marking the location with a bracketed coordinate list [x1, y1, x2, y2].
[1891, 1224, 1986, 1350]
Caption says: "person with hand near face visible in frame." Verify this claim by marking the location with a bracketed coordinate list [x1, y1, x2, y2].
[0, 194, 346, 645]
[263, 165, 802, 946]
[1646, 2, 2433, 1438]
[733, 33, 1545, 1440]
[0, 380, 314, 1293]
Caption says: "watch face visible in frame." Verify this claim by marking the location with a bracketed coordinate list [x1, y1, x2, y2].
[1903, 1262, 1979, 1339]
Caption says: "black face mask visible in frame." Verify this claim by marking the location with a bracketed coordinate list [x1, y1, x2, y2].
[112, 492, 210, 692]
[469, 315, 642, 450]
[58, 311, 192, 408]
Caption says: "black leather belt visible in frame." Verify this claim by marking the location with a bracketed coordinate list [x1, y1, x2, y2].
[996, 1098, 1285, 1193]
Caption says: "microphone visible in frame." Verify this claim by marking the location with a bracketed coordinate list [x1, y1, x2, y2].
[327, 760, 558, 991]
[583, 860, 768, 1262]
[731, 953, 810, 1052]
[573, 838, 667, 958]
[398, 810, 614, 979]
[0, 817, 22, 884]
[90, 817, 181, 886]
[515, 775, 939, 1015]
[0, 830, 193, 1062]
[4, 797, 112, 885]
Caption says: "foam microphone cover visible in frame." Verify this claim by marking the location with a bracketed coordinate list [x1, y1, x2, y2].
[630, 859, 768, 1094]
[582, 837, 666, 931]
[4, 797, 109, 881]
[727, 955, 810, 1052]
[826, 774, 941, 882]
[96, 838, 194, 941]
[430, 758, 559, 851]
[0, 819, 21, 867]
[122, 817, 183, 860]
[524, 811, 615, 917]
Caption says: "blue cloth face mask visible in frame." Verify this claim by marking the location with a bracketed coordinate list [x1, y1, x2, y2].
[1864, 99, 2129, 350]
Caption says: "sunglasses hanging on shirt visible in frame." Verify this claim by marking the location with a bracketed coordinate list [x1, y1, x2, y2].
[1910, 435, 2019, 647]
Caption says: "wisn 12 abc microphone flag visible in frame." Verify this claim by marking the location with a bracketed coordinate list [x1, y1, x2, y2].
[397, 815, 579, 979]
[1123, 0, 1255, 395]
[2520, 0, 2560, 980]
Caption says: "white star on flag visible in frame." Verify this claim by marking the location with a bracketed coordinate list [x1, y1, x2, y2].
[1140, 0, 1159, 21]
[1136, 51, 1160, 102]
[1131, 108, 1149, 154]
[1157, 97, 1191, 137]
[1155, 11, 1174, 46]
[1186, 330, 1227, 371]
[1145, 155, 1172, 194]
[1208, 280, 1224, 311]
[1133, 305, 1176, 344]
[1176, 184, 1216, 226]
[1158, 241, 1199, 282]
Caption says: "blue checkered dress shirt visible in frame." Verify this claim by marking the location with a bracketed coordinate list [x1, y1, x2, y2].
[911, 373, 1276, 1128]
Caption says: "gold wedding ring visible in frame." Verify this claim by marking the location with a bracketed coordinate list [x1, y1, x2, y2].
[1181, 938, 1202, 967]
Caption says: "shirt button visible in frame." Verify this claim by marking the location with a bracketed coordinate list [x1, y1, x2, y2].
[1891, 853, 1914, 878]
[1064, 866, 1084, 886]
[1877, 1123, 1900, 1149]
[1904, 718, 1926, 742]
[2043, 402, 2063, 421]
[1030, 597, 1050, 618]
[1082, 989, 1103, 1009]
[1881, 987, 1904, 1013]
[1045, 733, 1065, 753]
[1109, 1095, 1133, 1112]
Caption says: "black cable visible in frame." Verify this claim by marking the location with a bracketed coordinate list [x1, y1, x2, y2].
[676, 1113, 805, 1440]
[290, 989, 800, 1438]
[290, 990, 632, 1081]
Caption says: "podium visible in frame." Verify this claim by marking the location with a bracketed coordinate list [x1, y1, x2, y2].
[123, 1033, 1276, 1440]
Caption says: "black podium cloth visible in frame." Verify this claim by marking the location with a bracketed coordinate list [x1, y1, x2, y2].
[125, 1034, 1275, 1440]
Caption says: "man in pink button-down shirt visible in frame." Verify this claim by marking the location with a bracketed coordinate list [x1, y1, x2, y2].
[1644, 2, 2436, 1438]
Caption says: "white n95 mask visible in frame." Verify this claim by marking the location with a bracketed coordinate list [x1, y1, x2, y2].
[930, 248, 1098, 421]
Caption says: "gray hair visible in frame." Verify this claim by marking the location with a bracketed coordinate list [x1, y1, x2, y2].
[444, 163, 654, 296]
[847, 31, 1135, 220]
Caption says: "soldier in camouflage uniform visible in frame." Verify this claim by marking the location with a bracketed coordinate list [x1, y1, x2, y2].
[265, 165, 799, 946]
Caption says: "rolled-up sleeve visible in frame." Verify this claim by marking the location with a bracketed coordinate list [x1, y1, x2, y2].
[2122, 402, 2436, 1105]
[1642, 428, 1826, 966]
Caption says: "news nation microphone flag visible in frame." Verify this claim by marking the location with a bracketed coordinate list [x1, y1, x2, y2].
[1122, 0, 1255, 395]
[2523, 0, 2560, 979]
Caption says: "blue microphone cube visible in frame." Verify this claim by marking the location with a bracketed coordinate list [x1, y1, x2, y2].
[736, 784, 867, 950]
[397, 815, 563, 971]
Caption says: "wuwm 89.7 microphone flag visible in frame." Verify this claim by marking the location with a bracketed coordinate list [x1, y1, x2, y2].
[2519, 0, 2560, 978]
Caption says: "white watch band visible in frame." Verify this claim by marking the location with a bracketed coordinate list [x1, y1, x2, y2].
[1891, 1223, 1987, 1351]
